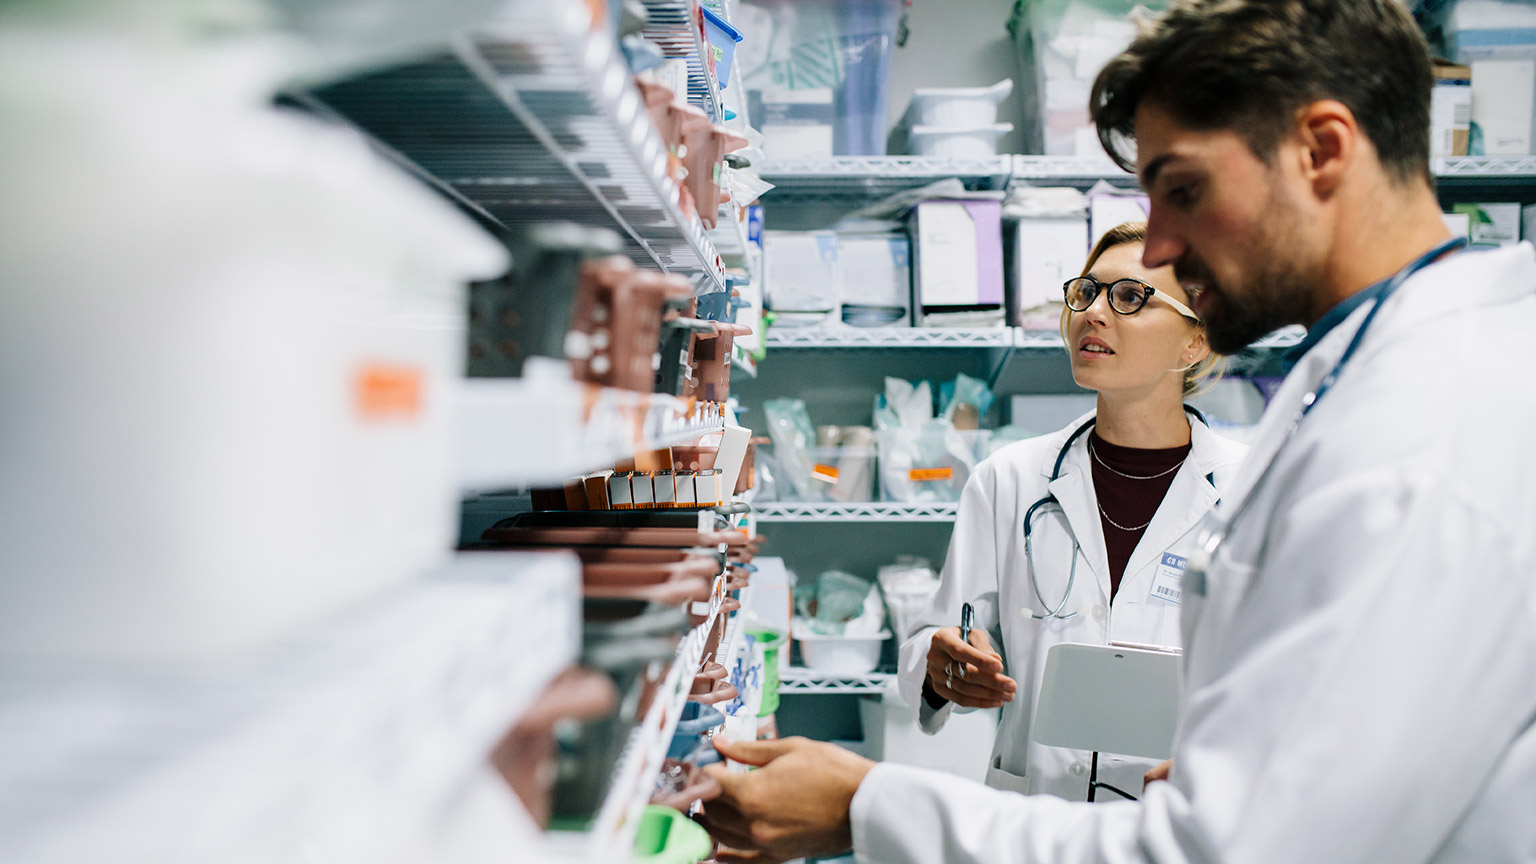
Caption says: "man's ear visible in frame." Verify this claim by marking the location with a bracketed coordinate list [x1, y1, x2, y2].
[1295, 99, 1357, 199]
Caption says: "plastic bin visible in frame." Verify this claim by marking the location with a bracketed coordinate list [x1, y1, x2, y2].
[701, 5, 744, 89]
[796, 629, 891, 674]
[1007, 0, 1167, 155]
[632, 805, 714, 863]
[746, 626, 788, 716]
[909, 123, 1015, 158]
[740, 0, 900, 155]
[907, 79, 1014, 127]
[667, 702, 726, 760]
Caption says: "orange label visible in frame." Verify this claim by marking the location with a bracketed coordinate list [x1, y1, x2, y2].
[811, 464, 840, 483]
[909, 467, 954, 482]
[356, 364, 422, 420]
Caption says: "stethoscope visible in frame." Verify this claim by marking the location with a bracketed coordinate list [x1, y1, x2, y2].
[1181, 236, 1468, 599]
[1022, 405, 1213, 620]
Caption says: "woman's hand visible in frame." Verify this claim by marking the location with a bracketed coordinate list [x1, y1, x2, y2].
[923, 627, 1016, 709]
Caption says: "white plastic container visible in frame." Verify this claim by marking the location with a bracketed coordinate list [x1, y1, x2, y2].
[796, 630, 891, 674]
[0, 28, 508, 661]
[908, 123, 1014, 158]
[907, 79, 1013, 127]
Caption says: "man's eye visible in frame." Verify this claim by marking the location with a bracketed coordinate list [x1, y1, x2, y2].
[1167, 184, 1196, 209]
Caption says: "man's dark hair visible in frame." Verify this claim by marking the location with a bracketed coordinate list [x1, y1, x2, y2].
[1091, 0, 1434, 185]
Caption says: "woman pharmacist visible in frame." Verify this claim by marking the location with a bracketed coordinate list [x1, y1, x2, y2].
[896, 221, 1247, 801]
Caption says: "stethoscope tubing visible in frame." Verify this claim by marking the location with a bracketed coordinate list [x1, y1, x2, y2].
[1022, 408, 1211, 620]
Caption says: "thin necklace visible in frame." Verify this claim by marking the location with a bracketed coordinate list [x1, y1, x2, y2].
[1098, 501, 1153, 532]
[1089, 438, 1186, 481]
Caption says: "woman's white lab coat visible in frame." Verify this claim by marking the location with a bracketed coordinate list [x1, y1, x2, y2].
[896, 413, 1247, 800]
[855, 244, 1536, 863]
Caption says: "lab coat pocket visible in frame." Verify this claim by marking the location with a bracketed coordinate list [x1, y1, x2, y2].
[985, 755, 1032, 795]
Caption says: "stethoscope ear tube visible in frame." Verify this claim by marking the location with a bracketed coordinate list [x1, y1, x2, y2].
[1025, 406, 1209, 621]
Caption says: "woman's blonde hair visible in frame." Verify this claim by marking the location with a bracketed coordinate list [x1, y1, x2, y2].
[1058, 220, 1224, 397]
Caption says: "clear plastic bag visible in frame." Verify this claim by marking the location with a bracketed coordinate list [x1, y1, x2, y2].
[763, 398, 818, 499]
[877, 557, 941, 642]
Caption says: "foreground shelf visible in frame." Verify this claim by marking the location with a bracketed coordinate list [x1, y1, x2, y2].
[303, 0, 725, 290]
[0, 552, 582, 864]
[546, 565, 749, 862]
[779, 667, 896, 695]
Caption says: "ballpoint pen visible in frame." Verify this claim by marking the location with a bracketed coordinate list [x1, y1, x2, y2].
[959, 602, 974, 677]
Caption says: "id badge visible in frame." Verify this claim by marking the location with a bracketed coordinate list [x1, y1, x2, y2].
[1149, 552, 1186, 605]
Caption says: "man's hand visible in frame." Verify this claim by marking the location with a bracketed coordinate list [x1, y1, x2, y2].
[1144, 759, 1173, 789]
[924, 626, 1016, 709]
[696, 736, 875, 863]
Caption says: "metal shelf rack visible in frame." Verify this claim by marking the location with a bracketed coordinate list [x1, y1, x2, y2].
[640, 0, 725, 123]
[754, 155, 1536, 203]
[1011, 154, 1138, 188]
[764, 325, 1302, 354]
[759, 156, 1012, 202]
[779, 666, 896, 695]
[304, 0, 725, 291]
[1012, 325, 1304, 353]
[765, 327, 1014, 349]
[546, 560, 748, 862]
[755, 501, 960, 523]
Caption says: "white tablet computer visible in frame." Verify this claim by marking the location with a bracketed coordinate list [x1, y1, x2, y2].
[1030, 642, 1182, 760]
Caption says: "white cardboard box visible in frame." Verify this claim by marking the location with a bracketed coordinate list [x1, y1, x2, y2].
[1471, 59, 1536, 155]
[1454, 202, 1521, 246]
[837, 234, 911, 316]
[1431, 81, 1473, 156]
[1089, 192, 1150, 247]
[909, 199, 1005, 314]
[756, 88, 835, 160]
[763, 230, 839, 312]
[1011, 217, 1089, 317]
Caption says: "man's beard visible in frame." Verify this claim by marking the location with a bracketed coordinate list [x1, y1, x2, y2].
[1181, 205, 1318, 356]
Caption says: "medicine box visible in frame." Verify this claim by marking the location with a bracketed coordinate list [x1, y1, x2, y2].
[1471, 59, 1536, 155]
[1008, 216, 1089, 326]
[753, 88, 835, 160]
[1453, 202, 1521, 247]
[1432, 60, 1472, 157]
[908, 199, 1004, 320]
[1088, 192, 1150, 247]
[837, 234, 910, 322]
[762, 230, 839, 313]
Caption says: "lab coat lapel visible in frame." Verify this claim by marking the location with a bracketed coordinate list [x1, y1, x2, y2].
[1123, 461, 1217, 594]
[1122, 421, 1222, 591]
[1045, 440, 1109, 607]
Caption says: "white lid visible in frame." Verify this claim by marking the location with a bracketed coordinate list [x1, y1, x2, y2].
[911, 79, 1013, 103]
[910, 122, 1014, 138]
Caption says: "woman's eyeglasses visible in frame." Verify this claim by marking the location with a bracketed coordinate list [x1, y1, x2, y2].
[1063, 276, 1199, 321]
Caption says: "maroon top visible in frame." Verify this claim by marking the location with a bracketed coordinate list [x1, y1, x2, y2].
[1088, 430, 1191, 603]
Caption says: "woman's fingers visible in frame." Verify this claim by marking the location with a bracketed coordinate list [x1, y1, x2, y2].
[935, 674, 1012, 707]
[932, 627, 1005, 674]
[926, 654, 1016, 699]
